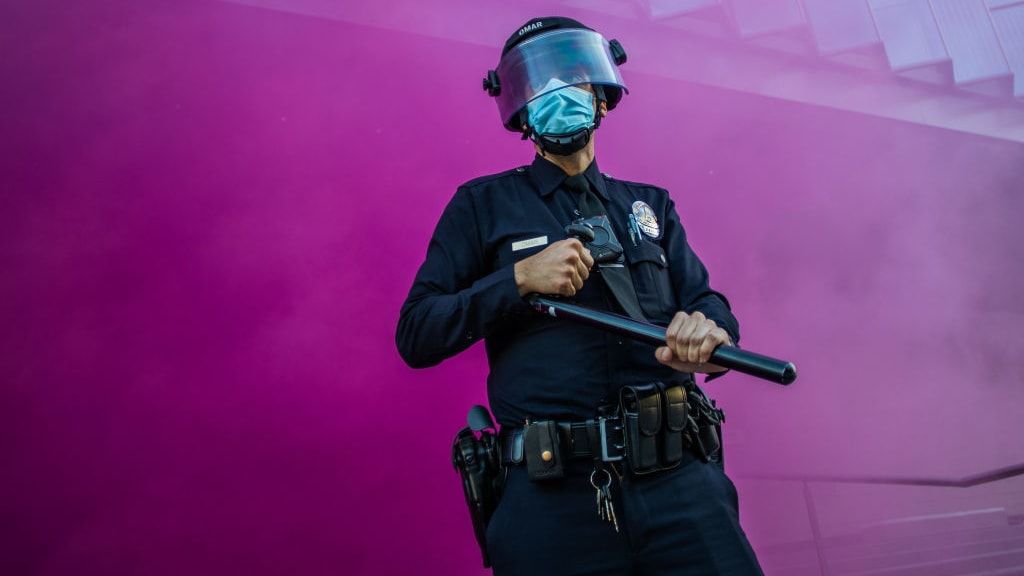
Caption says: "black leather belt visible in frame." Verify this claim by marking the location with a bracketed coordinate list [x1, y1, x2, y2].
[499, 417, 626, 466]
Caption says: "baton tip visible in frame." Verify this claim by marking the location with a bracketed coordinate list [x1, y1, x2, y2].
[780, 363, 797, 385]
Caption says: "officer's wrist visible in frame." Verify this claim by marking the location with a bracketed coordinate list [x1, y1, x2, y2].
[513, 261, 530, 296]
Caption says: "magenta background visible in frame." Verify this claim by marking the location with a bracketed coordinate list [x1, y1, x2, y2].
[3, 1, 1024, 574]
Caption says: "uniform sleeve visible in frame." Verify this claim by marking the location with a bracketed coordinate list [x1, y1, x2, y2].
[396, 186, 530, 368]
[661, 196, 740, 347]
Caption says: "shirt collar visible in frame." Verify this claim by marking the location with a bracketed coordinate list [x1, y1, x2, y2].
[528, 154, 609, 201]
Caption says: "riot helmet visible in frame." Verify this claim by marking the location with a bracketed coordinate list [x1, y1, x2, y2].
[482, 17, 628, 155]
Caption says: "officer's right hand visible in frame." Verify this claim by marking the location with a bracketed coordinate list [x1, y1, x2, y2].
[514, 239, 594, 297]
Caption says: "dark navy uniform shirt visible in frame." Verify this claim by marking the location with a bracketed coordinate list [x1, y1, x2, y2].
[397, 155, 739, 428]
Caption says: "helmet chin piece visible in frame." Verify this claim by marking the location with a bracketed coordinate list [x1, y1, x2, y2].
[522, 97, 605, 157]
[533, 127, 593, 156]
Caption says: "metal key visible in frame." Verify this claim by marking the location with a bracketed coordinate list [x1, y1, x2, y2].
[602, 483, 620, 532]
[590, 468, 620, 533]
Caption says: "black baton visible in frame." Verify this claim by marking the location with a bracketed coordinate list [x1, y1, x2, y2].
[529, 296, 796, 385]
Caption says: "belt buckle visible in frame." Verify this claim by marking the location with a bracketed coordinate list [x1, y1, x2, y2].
[598, 417, 624, 462]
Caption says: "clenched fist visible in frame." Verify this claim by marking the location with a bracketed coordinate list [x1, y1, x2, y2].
[655, 310, 732, 374]
[514, 239, 595, 297]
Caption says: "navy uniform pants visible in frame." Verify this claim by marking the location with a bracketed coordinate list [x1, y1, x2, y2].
[485, 455, 763, 576]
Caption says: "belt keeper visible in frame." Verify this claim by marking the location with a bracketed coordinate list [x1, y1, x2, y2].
[599, 417, 623, 462]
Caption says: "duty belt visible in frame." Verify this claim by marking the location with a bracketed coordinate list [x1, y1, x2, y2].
[498, 417, 627, 466]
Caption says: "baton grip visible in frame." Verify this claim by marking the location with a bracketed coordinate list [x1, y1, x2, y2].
[529, 296, 796, 385]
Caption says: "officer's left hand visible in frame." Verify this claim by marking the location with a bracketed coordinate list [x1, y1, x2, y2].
[655, 311, 731, 374]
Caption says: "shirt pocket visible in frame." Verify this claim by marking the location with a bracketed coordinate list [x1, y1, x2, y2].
[624, 240, 677, 321]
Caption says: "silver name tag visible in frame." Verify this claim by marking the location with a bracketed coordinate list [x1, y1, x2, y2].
[512, 236, 548, 252]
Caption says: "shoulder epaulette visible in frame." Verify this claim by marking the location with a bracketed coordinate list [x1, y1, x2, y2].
[610, 176, 665, 194]
[459, 166, 529, 189]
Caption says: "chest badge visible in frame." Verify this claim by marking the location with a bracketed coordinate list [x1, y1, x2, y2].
[631, 201, 660, 238]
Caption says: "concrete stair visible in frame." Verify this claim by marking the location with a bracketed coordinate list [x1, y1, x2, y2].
[636, 0, 1023, 102]
[755, 516, 1024, 575]
[833, 528, 1024, 575]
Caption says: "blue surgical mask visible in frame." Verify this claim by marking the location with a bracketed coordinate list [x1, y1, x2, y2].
[526, 79, 596, 137]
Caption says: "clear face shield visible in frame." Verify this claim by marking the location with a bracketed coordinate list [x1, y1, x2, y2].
[492, 28, 628, 127]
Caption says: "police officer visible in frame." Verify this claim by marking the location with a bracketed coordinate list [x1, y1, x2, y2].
[397, 16, 763, 576]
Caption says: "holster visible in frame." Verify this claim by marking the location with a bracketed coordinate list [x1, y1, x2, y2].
[451, 412, 502, 568]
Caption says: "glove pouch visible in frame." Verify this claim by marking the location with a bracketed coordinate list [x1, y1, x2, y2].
[524, 420, 565, 481]
[689, 385, 724, 464]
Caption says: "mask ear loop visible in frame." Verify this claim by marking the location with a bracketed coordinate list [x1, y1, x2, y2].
[518, 110, 546, 156]
[519, 110, 534, 141]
